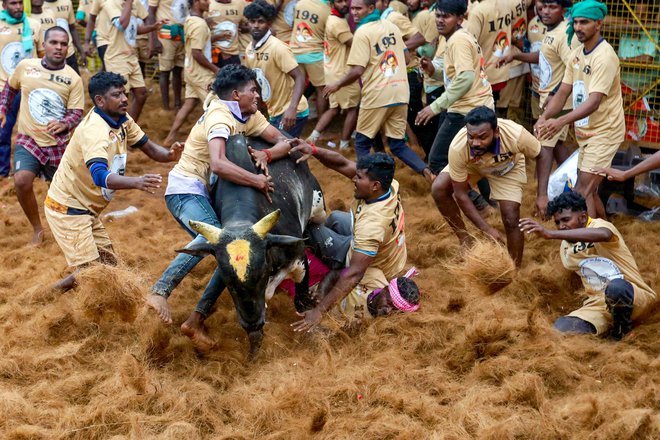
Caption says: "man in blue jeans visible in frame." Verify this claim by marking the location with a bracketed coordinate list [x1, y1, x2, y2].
[146, 65, 294, 351]
[0, 94, 19, 177]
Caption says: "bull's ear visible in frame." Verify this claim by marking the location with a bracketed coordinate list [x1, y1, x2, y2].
[176, 241, 216, 257]
[266, 234, 304, 248]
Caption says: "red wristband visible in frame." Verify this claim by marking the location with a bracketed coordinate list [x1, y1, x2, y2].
[264, 149, 272, 163]
[309, 142, 317, 155]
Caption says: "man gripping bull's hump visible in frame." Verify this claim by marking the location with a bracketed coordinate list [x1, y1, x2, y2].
[146, 64, 294, 351]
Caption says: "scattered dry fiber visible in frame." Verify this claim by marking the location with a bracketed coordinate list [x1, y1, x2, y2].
[445, 237, 517, 294]
[75, 264, 148, 323]
[0, 93, 658, 439]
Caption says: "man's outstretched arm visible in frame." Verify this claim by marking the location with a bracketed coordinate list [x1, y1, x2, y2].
[290, 141, 357, 179]
[519, 218, 613, 242]
[292, 252, 373, 332]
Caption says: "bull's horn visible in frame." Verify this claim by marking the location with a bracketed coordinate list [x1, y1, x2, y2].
[252, 209, 281, 238]
[189, 220, 223, 244]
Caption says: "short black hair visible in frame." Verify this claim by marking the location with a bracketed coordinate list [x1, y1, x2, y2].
[396, 278, 420, 305]
[211, 64, 257, 99]
[356, 152, 395, 191]
[244, 0, 278, 22]
[44, 26, 69, 42]
[435, 0, 467, 16]
[465, 106, 498, 130]
[541, 0, 572, 7]
[88, 71, 127, 100]
[547, 191, 588, 216]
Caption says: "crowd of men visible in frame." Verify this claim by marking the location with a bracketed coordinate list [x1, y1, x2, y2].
[0, 0, 657, 349]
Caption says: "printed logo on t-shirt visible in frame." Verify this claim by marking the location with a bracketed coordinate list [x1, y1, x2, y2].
[124, 16, 139, 47]
[294, 22, 313, 42]
[379, 51, 399, 78]
[28, 88, 66, 125]
[25, 66, 41, 78]
[578, 257, 624, 292]
[492, 31, 509, 57]
[1, 42, 27, 75]
[102, 153, 127, 201]
[573, 80, 589, 127]
[511, 17, 526, 41]
[253, 67, 271, 102]
[171, 0, 189, 23]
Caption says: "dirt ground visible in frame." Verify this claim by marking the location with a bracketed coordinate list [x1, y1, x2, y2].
[0, 90, 658, 439]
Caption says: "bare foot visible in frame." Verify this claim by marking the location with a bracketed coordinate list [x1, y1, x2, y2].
[146, 294, 173, 324]
[30, 229, 44, 247]
[181, 315, 216, 352]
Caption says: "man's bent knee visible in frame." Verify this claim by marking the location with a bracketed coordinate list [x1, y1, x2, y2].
[605, 278, 634, 307]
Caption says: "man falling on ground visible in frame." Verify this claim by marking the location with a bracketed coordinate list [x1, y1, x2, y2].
[0, 27, 84, 246]
[535, 0, 624, 219]
[288, 149, 417, 330]
[519, 192, 656, 339]
[324, 0, 434, 182]
[432, 106, 552, 267]
[45, 72, 182, 291]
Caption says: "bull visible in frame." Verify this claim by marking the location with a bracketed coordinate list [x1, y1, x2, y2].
[178, 135, 322, 358]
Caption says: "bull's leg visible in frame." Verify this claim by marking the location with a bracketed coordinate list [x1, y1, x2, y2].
[294, 257, 316, 312]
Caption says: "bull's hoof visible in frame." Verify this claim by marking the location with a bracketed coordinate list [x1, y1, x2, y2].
[247, 330, 263, 361]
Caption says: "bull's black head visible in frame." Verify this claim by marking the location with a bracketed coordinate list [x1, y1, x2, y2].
[177, 210, 303, 334]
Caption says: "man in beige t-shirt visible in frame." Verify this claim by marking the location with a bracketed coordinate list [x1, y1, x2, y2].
[0, 0, 41, 178]
[163, 0, 219, 145]
[378, 0, 427, 148]
[497, 0, 570, 216]
[415, 0, 493, 176]
[43, 0, 87, 72]
[45, 71, 182, 292]
[244, 0, 309, 137]
[307, 0, 358, 151]
[148, 0, 188, 110]
[535, 1, 623, 219]
[324, 0, 432, 181]
[98, 0, 165, 121]
[0, 27, 83, 246]
[208, 0, 246, 66]
[465, 0, 513, 103]
[289, 0, 331, 119]
[266, 0, 296, 42]
[433, 106, 551, 267]
[520, 192, 656, 340]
